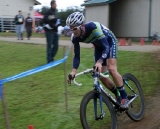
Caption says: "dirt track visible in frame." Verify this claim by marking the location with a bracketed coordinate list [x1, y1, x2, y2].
[118, 91, 160, 129]
[0, 37, 160, 129]
[118, 50, 160, 129]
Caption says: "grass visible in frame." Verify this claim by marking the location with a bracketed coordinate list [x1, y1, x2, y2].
[0, 32, 70, 40]
[0, 40, 160, 129]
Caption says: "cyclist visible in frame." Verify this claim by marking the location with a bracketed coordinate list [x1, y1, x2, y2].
[66, 12, 129, 110]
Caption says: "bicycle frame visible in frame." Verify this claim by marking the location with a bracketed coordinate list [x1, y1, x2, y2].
[123, 79, 138, 105]
[74, 68, 138, 118]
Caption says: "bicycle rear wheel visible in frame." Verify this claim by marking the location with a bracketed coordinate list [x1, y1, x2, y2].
[80, 90, 117, 129]
[123, 73, 145, 121]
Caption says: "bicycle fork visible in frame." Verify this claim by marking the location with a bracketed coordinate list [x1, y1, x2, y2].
[93, 82, 105, 120]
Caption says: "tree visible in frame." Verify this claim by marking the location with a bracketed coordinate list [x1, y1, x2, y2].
[35, 6, 84, 26]
[36, 6, 50, 15]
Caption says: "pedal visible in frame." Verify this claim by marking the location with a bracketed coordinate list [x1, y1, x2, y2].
[127, 95, 135, 100]
[116, 109, 126, 117]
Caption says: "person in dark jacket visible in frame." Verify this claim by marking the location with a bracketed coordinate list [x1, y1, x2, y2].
[14, 10, 24, 40]
[25, 13, 33, 40]
[43, 0, 60, 63]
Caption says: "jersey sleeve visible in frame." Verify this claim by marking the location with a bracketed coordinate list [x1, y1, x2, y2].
[72, 34, 80, 69]
[98, 38, 109, 62]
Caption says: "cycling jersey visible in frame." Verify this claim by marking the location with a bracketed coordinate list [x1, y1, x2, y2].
[72, 21, 118, 69]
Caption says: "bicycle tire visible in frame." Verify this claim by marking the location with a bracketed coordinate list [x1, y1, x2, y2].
[80, 90, 117, 129]
[123, 73, 145, 121]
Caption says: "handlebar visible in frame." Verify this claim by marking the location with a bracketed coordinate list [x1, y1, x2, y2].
[73, 68, 109, 86]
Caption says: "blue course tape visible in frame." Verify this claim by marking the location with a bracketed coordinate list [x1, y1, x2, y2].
[1, 57, 67, 83]
[0, 43, 73, 98]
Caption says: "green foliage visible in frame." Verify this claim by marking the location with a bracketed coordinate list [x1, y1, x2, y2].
[36, 5, 84, 26]
[58, 6, 84, 26]
[0, 41, 159, 129]
[36, 6, 50, 15]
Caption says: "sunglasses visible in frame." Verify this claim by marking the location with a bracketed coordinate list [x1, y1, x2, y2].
[70, 25, 81, 31]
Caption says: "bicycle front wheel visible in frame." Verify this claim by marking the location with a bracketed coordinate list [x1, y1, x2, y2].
[80, 90, 117, 129]
[123, 73, 145, 121]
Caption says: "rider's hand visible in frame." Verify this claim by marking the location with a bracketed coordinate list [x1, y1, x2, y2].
[94, 59, 103, 73]
[67, 71, 76, 84]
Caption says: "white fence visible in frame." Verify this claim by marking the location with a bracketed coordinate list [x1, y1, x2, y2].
[0, 18, 16, 32]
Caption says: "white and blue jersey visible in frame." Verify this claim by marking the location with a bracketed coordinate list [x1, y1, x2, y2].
[72, 21, 118, 69]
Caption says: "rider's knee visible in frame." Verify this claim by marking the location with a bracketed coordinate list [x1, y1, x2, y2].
[108, 67, 117, 75]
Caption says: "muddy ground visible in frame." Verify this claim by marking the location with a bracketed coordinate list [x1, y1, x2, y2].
[118, 51, 160, 129]
[118, 91, 160, 129]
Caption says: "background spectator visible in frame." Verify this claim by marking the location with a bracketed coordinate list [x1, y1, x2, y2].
[25, 13, 33, 40]
[14, 10, 24, 40]
[43, 0, 60, 63]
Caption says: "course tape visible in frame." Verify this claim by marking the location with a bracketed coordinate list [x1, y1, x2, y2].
[1, 57, 67, 83]
[0, 43, 73, 98]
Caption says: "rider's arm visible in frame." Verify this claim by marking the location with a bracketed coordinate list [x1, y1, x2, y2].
[72, 35, 80, 70]
[73, 41, 80, 69]
[98, 37, 109, 63]
[70, 41, 80, 75]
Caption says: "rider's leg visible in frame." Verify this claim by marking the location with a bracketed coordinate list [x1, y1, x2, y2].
[94, 45, 128, 109]
[99, 66, 120, 97]
[107, 58, 129, 109]
[94, 47, 120, 97]
[107, 59, 122, 85]
[107, 58, 127, 98]
[100, 67, 114, 89]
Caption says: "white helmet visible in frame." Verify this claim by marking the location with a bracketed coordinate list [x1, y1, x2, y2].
[66, 12, 85, 26]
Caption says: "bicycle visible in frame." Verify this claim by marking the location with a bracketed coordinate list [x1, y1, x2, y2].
[73, 68, 145, 129]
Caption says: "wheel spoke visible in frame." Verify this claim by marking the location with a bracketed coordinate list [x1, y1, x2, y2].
[80, 90, 117, 129]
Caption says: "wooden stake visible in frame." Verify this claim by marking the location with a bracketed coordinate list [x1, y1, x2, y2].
[0, 74, 11, 129]
[63, 47, 68, 112]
